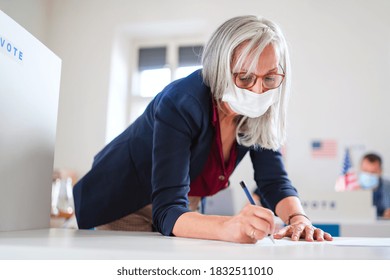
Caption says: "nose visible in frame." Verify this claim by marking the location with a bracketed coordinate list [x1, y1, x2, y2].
[249, 78, 266, 94]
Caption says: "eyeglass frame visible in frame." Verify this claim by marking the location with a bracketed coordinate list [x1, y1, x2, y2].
[232, 66, 286, 90]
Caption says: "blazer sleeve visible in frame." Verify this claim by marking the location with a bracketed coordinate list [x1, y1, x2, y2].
[251, 148, 299, 213]
[382, 179, 390, 210]
[151, 91, 205, 236]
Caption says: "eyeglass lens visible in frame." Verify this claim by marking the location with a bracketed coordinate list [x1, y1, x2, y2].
[235, 73, 284, 89]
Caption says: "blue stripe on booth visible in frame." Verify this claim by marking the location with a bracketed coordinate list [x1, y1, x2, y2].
[313, 224, 340, 237]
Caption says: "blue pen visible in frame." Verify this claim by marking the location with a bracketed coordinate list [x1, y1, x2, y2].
[240, 180, 275, 244]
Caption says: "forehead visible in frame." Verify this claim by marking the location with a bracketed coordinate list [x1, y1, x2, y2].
[232, 42, 279, 73]
[361, 159, 381, 173]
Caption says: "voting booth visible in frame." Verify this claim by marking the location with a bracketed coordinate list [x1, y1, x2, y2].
[0, 10, 61, 231]
[300, 190, 376, 223]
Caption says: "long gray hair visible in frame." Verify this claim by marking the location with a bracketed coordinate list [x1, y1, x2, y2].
[201, 15, 291, 150]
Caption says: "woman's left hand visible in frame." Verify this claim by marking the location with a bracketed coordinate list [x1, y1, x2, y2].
[273, 221, 333, 241]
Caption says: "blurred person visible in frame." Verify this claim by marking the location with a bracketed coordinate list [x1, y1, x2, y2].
[359, 153, 390, 218]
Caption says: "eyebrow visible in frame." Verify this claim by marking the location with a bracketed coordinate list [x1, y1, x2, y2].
[266, 67, 279, 74]
[238, 67, 279, 75]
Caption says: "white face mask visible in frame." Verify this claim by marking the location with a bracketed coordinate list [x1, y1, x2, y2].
[222, 85, 278, 118]
[359, 172, 380, 190]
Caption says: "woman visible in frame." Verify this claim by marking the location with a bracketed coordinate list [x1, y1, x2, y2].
[73, 15, 333, 243]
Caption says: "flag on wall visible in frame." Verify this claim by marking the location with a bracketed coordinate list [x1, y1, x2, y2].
[311, 140, 337, 158]
[334, 148, 360, 191]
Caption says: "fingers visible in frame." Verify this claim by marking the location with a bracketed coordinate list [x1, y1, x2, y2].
[291, 224, 305, 241]
[241, 205, 275, 241]
[247, 227, 269, 241]
[324, 232, 333, 241]
[249, 228, 257, 239]
[233, 206, 335, 244]
[247, 205, 275, 234]
[248, 213, 272, 239]
[313, 228, 324, 241]
[242, 228, 258, 244]
[273, 225, 291, 239]
[304, 225, 315, 241]
[247, 226, 267, 241]
[313, 228, 333, 241]
[312, 228, 332, 241]
[275, 223, 333, 242]
[383, 209, 390, 218]
[223, 205, 276, 243]
[291, 225, 320, 241]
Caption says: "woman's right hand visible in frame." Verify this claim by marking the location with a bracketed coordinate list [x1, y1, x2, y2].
[220, 204, 275, 243]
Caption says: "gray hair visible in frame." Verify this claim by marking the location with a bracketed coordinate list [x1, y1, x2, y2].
[201, 15, 291, 150]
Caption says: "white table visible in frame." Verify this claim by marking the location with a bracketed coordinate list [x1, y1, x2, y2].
[1, 228, 390, 260]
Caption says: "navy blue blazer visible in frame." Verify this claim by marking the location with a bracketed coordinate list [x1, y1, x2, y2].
[73, 70, 298, 235]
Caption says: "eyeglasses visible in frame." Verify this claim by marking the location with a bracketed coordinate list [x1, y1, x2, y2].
[233, 71, 285, 90]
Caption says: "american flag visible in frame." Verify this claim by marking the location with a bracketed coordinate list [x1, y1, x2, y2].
[311, 140, 337, 158]
[334, 148, 360, 191]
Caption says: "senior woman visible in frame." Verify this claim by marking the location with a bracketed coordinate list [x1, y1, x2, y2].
[73, 15, 333, 243]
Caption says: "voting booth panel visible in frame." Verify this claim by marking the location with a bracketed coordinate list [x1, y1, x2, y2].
[0, 10, 61, 231]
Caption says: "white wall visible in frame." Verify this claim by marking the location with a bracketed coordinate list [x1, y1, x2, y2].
[1, 0, 390, 201]
[0, 0, 49, 43]
[285, 1, 390, 193]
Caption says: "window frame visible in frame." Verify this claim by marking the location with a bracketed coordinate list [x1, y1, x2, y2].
[127, 37, 204, 123]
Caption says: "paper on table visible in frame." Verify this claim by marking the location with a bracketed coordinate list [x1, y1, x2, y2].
[256, 238, 326, 246]
[329, 237, 390, 247]
[256, 237, 390, 247]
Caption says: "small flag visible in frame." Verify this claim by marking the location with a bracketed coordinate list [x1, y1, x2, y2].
[311, 140, 337, 158]
[334, 148, 360, 191]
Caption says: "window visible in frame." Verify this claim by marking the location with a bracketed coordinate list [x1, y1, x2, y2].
[129, 42, 203, 122]
[175, 45, 203, 79]
[136, 44, 203, 97]
[138, 47, 171, 97]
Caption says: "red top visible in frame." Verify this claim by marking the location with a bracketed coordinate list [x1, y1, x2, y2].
[189, 102, 238, 196]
